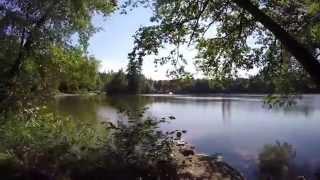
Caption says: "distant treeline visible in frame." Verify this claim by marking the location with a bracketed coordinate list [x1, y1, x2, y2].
[100, 70, 320, 95]
[99, 70, 152, 94]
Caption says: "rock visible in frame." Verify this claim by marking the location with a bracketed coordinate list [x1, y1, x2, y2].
[213, 155, 224, 162]
[214, 161, 244, 180]
[176, 131, 182, 138]
[197, 153, 210, 158]
[180, 148, 195, 156]
[172, 143, 244, 180]
[176, 140, 186, 146]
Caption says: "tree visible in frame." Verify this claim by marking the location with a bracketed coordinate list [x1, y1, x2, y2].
[52, 47, 101, 93]
[233, 0, 320, 84]
[127, 57, 142, 94]
[1, 0, 115, 77]
[0, 0, 116, 106]
[124, 0, 320, 89]
[105, 70, 128, 94]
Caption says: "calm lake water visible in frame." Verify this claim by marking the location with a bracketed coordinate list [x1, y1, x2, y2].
[52, 94, 320, 179]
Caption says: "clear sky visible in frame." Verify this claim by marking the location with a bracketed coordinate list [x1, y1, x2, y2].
[87, 7, 200, 80]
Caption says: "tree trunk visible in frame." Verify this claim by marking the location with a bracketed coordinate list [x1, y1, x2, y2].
[9, 34, 32, 78]
[8, 1, 56, 80]
[233, 0, 320, 85]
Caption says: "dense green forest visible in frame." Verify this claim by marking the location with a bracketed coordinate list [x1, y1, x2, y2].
[101, 70, 319, 94]
[0, 0, 319, 179]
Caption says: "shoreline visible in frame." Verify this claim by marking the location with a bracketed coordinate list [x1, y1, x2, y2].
[173, 142, 244, 180]
[54, 92, 102, 97]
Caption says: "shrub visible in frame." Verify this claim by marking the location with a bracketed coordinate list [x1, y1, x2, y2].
[0, 106, 181, 179]
[0, 107, 105, 179]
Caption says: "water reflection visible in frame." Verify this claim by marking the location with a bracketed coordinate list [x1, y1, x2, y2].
[103, 95, 152, 122]
[52, 95, 103, 122]
[50, 95, 152, 123]
[51, 94, 320, 180]
[258, 141, 296, 180]
[222, 99, 231, 125]
[257, 141, 320, 180]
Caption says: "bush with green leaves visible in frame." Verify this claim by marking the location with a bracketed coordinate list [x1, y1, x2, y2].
[0, 105, 183, 179]
[0, 107, 106, 179]
[102, 114, 183, 179]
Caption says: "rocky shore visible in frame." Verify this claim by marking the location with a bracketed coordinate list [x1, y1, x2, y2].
[173, 141, 245, 180]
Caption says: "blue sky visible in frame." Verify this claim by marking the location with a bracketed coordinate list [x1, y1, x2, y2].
[88, 7, 163, 79]
[87, 7, 257, 80]
[88, 7, 200, 80]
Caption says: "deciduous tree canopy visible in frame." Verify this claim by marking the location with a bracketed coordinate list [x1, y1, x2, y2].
[125, 0, 320, 88]
[0, 0, 116, 107]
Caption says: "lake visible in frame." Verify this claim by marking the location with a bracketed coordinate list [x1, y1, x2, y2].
[52, 94, 320, 179]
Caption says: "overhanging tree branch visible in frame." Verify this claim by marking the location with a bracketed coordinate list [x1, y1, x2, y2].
[233, 0, 320, 85]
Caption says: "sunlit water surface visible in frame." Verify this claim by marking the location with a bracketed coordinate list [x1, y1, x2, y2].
[51, 94, 320, 179]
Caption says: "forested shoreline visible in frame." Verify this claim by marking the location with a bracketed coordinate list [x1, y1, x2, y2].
[100, 71, 320, 95]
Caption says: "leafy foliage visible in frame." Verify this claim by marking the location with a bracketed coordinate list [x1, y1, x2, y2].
[0, 107, 105, 179]
[52, 47, 101, 93]
[127, 53, 143, 94]
[101, 70, 154, 94]
[123, 0, 320, 93]
[104, 70, 129, 94]
[136, 75, 319, 94]
[0, 104, 182, 179]
[0, 0, 116, 108]
[104, 115, 180, 178]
